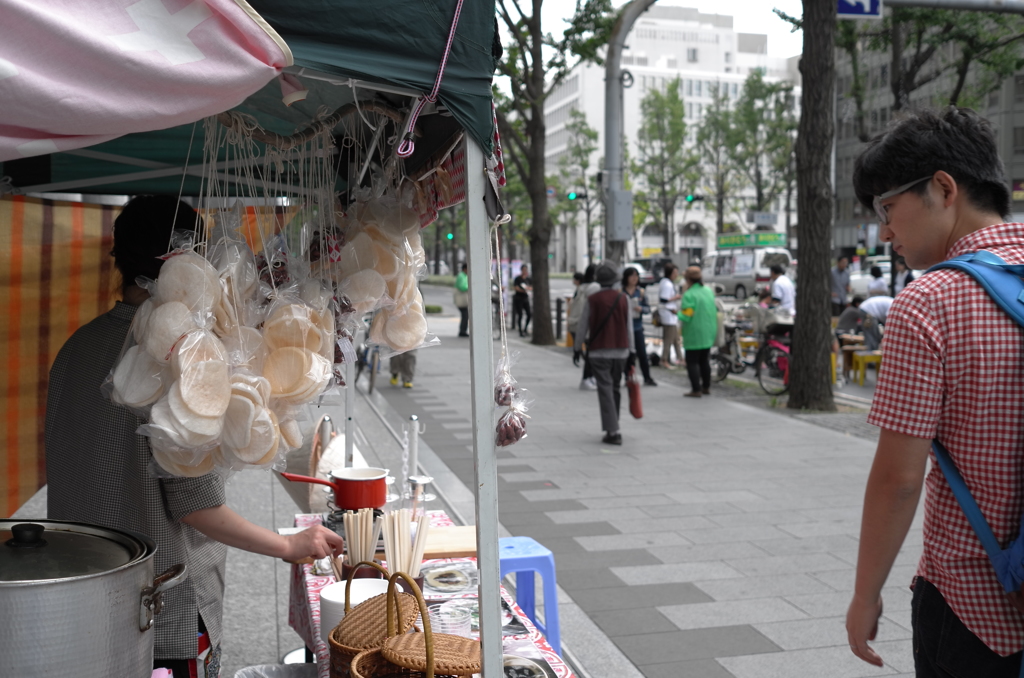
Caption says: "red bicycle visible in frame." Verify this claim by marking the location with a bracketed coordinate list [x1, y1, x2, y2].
[755, 324, 791, 395]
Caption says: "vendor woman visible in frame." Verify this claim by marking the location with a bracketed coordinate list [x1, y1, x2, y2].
[45, 196, 344, 676]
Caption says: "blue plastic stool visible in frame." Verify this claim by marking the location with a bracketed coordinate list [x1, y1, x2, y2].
[499, 536, 560, 655]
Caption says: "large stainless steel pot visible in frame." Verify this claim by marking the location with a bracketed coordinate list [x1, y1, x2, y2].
[0, 519, 187, 678]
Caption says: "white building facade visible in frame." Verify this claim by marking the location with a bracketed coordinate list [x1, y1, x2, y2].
[544, 5, 800, 272]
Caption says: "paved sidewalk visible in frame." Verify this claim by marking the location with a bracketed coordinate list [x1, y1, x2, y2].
[376, 285, 919, 678]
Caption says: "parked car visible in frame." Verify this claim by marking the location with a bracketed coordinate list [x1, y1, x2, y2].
[625, 262, 656, 287]
[703, 247, 792, 300]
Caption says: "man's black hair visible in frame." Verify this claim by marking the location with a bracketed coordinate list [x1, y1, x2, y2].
[770, 264, 785, 276]
[853, 107, 1009, 218]
[662, 263, 677, 278]
[573, 272, 584, 283]
[870, 266, 883, 278]
[582, 264, 596, 284]
[851, 295, 865, 306]
[112, 195, 200, 291]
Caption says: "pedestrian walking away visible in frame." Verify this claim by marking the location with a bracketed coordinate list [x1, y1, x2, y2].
[867, 265, 888, 296]
[844, 107, 1024, 676]
[679, 265, 717, 397]
[573, 263, 635, 445]
[454, 262, 469, 337]
[623, 266, 656, 386]
[657, 263, 683, 368]
[831, 256, 852, 316]
[569, 264, 600, 390]
[390, 350, 417, 388]
[512, 264, 533, 337]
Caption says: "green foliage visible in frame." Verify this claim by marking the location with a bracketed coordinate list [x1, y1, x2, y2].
[729, 71, 798, 212]
[632, 78, 700, 251]
[695, 84, 742, 234]
[837, 7, 1024, 135]
[558, 109, 601, 264]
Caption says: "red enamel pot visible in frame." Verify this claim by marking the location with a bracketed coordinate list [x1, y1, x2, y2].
[281, 467, 389, 510]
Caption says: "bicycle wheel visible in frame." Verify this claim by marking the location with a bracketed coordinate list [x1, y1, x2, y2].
[711, 353, 732, 382]
[368, 349, 380, 394]
[757, 345, 789, 395]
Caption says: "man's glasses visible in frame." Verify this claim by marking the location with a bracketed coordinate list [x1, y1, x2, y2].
[873, 175, 932, 225]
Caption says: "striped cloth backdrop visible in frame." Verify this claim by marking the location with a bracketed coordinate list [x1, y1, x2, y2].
[1, 196, 121, 516]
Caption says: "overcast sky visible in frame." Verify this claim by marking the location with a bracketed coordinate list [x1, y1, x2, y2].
[539, 0, 806, 59]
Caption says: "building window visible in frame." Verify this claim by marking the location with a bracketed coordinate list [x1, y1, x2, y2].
[1015, 76, 1024, 102]
[635, 56, 648, 66]
[989, 89, 1000, 108]
[621, 55, 634, 65]
[687, 48, 698, 63]
[686, 79, 693, 96]
[731, 83, 738, 98]
[667, 58, 677, 69]
[705, 81, 712, 96]
[686, 102, 693, 119]
[724, 52, 732, 64]
[694, 80, 702, 98]
[1014, 127, 1024, 154]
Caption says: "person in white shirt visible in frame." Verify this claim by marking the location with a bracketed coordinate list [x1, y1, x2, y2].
[860, 294, 894, 350]
[658, 264, 683, 368]
[769, 264, 796, 314]
[867, 265, 888, 296]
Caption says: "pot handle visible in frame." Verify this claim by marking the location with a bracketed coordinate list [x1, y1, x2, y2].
[140, 564, 188, 631]
[280, 472, 335, 489]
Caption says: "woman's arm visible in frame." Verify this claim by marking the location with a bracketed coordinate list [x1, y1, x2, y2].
[182, 504, 344, 561]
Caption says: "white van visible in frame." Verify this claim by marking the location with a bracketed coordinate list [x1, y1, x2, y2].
[703, 248, 792, 299]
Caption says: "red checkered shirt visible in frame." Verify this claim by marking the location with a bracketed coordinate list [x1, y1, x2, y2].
[868, 223, 1024, 655]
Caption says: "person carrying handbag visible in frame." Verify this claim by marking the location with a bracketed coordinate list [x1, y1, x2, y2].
[573, 263, 635, 445]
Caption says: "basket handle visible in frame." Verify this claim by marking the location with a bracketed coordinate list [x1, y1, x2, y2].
[386, 571, 434, 678]
[344, 560, 390, 612]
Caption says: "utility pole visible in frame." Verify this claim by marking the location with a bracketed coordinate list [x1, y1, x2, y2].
[604, 0, 659, 267]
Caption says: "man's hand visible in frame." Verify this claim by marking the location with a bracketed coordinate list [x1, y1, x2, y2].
[282, 525, 345, 562]
[626, 353, 636, 371]
[846, 593, 884, 667]
[573, 350, 582, 367]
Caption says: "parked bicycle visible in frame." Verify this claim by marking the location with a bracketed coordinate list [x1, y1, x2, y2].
[712, 304, 792, 395]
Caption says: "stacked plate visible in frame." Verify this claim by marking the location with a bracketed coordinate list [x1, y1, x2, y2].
[318, 579, 390, 645]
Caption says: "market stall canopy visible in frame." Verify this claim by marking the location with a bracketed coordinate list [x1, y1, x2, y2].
[1, 0, 499, 196]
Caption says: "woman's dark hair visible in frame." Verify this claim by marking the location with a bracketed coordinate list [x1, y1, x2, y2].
[573, 272, 584, 284]
[870, 266, 883, 278]
[770, 264, 786, 276]
[851, 295, 866, 306]
[112, 195, 200, 291]
[583, 264, 596, 284]
[622, 267, 639, 286]
[853, 107, 1009, 217]
[662, 263, 677, 279]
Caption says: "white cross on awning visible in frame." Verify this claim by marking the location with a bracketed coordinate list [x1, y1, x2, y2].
[109, 0, 213, 66]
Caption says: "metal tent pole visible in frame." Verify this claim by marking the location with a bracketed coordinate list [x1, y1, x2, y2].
[464, 138, 501, 677]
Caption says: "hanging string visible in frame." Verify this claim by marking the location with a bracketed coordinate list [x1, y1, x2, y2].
[490, 213, 513, 362]
[396, 0, 466, 158]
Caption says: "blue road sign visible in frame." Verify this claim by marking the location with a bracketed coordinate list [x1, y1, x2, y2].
[838, 0, 882, 19]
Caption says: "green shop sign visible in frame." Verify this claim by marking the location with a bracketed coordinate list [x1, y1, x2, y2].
[716, 233, 787, 249]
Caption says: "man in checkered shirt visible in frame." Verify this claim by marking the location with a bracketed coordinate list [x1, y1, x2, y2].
[46, 196, 344, 676]
[845, 108, 1024, 676]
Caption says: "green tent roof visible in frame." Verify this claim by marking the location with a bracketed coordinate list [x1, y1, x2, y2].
[3, 0, 497, 196]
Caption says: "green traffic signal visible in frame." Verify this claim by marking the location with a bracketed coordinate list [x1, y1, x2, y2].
[685, 194, 694, 202]
[567, 191, 578, 200]
[446, 232, 454, 240]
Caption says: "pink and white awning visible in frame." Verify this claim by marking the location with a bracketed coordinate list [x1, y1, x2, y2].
[0, 0, 292, 161]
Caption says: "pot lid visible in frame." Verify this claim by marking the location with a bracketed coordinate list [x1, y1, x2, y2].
[0, 521, 148, 582]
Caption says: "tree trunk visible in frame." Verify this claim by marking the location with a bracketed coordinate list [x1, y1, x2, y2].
[789, 0, 836, 412]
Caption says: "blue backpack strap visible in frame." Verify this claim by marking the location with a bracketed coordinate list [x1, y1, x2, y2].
[927, 251, 1024, 326]
[927, 251, 1024, 604]
[930, 441, 1015, 592]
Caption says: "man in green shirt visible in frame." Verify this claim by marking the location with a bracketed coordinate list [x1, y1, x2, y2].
[454, 263, 469, 337]
[679, 265, 718, 398]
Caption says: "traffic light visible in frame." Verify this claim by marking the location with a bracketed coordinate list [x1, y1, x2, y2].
[567, 191, 578, 200]
[685, 194, 705, 203]
[446, 232, 454, 240]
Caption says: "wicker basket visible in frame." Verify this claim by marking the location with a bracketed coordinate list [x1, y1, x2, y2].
[349, 572, 480, 678]
[328, 561, 419, 678]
